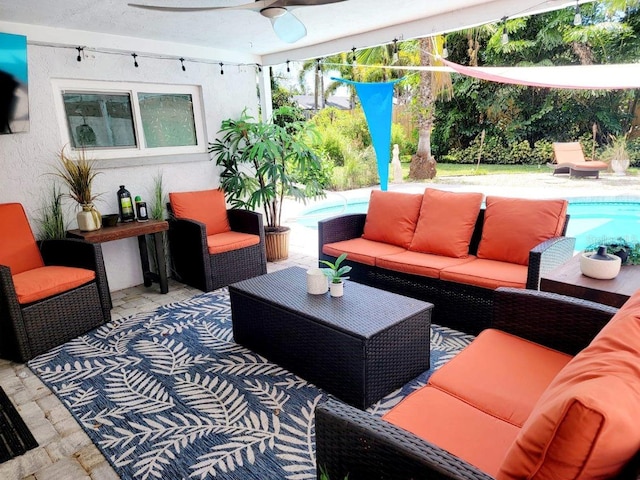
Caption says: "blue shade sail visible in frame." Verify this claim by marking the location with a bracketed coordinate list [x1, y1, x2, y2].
[332, 77, 401, 191]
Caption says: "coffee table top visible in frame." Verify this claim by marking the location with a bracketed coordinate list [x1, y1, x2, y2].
[229, 267, 432, 338]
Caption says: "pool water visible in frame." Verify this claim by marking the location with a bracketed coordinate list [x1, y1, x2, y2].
[297, 199, 640, 252]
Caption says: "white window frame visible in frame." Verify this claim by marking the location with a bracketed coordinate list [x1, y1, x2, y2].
[52, 79, 207, 162]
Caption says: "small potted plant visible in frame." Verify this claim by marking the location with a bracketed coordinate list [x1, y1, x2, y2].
[320, 253, 352, 297]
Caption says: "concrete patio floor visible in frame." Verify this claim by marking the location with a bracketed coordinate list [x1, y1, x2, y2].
[0, 171, 638, 479]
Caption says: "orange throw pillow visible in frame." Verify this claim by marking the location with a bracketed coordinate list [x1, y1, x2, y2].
[362, 191, 423, 248]
[409, 189, 483, 258]
[477, 197, 567, 266]
[497, 290, 640, 480]
[169, 189, 231, 235]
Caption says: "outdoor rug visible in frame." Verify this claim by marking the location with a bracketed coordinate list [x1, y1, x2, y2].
[29, 289, 474, 480]
[0, 386, 38, 463]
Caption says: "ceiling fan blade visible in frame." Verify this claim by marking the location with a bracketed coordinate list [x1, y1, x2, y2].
[270, 0, 347, 6]
[271, 11, 307, 43]
[128, 1, 277, 13]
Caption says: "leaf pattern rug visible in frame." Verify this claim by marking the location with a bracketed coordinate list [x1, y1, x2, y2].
[29, 289, 474, 480]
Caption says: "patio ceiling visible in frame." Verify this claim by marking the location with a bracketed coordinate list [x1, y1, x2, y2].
[0, 0, 588, 66]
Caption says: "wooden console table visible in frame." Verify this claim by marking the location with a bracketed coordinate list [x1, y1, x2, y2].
[68, 219, 169, 294]
[540, 253, 640, 308]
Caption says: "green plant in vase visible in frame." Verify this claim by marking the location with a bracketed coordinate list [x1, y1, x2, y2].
[320, 253, 352, 297]
[36, 183, 67, 240]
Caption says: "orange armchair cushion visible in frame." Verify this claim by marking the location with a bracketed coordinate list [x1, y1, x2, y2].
[207, 231, 260, 254]
[0, 203, 44, 274]
[170, 189, 231, 235]
[12, 266, 96, 304]
[498, 291, 640, 479]
[409, 189, 483, 258]
[362, 191, 423, 248]
[477, 197, 567, 266]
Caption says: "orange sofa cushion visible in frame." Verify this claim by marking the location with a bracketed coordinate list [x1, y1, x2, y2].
[376, 251, 476, 279]
[169, 189, 231, 235]
[498, 290, 640, 480]
[362, 191, 423, 248]
[12, 266, 96, 304]
[439, 258, 528, 289]
[429, 329, 572, 428]
[207, 231, 260, 254]
[323, 238, 406, 267]
[409, 189, 483, 258]
[477, 197, 567, 266]
[384, 386, 520, 477]
[0, 203, 44, 274]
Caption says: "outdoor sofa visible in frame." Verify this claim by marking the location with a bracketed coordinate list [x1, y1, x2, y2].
[318, 188, 575, 334]
[316, 286, 640, 479]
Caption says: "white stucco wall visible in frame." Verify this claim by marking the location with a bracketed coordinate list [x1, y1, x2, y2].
[0, 39, 259, 291]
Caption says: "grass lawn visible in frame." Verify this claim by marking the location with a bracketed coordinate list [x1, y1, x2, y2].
[401, 162, 639, 177]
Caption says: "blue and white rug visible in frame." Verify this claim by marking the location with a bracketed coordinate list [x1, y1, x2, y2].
[29, 290, 473, 480]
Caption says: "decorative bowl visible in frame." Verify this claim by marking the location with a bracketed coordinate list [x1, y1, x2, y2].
[580, 251, 621, 279]
[102, 214, 119, 227]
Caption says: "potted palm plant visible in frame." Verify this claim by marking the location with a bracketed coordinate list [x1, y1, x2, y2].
[209, 106, 325, 261]
[320, 252, 352, 297]
[53, 146, 102, 231]
[602, 133, 630, 176]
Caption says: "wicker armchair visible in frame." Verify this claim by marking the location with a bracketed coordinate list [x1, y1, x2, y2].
[0, 203, 111, 362]
[315, 287, 630, 480]
[167, 189, 267, 292]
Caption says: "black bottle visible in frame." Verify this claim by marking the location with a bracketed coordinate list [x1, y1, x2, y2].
[117, 185, 136, 222]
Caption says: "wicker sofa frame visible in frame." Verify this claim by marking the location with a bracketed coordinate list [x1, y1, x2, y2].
[318, 209, 575, 334]
[167, 206, 267, 292]
[0, 238, 112, 363]
[315, 287, 640, 480]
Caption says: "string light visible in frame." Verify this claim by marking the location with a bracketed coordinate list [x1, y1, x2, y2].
[351, 47, 357, 66]
[132, 53, 139, 67]
[286, 60, 290, 73]
[256, 64, 262, 72]
[392, 39, 399, 63]
[180, 57, 186, 71]
[316, 58, 321, 78]
[76, 47, 83, 62]
[501, 17, 509, 45]
[219, 62, 224, 75]
[573, 0, 582, 26]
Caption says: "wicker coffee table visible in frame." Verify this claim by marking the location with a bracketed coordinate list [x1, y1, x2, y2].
[228, 266, 433, 409]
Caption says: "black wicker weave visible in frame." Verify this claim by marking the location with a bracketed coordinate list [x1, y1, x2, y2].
[0, 238, 112, 363]
[315, 287, 639, 480]
[229, 266, 432, 409]
[167, 205, 267, 292]
[318, 209, 575, 335]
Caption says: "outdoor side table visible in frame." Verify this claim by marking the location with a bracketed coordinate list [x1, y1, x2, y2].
[229, 266, 433, 409]
[67, 219, 169, 294]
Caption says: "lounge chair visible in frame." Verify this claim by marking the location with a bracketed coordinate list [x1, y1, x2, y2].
[548, 142, 608, 178]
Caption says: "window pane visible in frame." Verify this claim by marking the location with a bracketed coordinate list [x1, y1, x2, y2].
[62, 93, 136, 148]
[138, 93, 197, 148]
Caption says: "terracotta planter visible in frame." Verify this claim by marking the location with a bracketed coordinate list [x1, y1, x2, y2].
[265, 227, 290, 262]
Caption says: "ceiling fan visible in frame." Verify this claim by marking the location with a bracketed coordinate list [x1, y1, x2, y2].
[128, 0, 348, 43]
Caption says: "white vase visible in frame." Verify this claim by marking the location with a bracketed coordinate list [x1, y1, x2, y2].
[611, 156, 629, 176]
[329, 281, 344, 297]
[306, 268, 328, 294]
[77, 203, 102, 232]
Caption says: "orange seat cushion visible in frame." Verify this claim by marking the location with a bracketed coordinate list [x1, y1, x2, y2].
[384, 386, 520, 477]
[440, 258, 528, 289]
[323, 238, 406, 267]
[169, 189, 231, 236]
[0, 203, 44, 274]
[376, 251, 476, 279]
[409, 189, 483, 258]
[498, 290, 640, 480]
[12, 266, 96, 304]
[207, 231, 260, 254]
[477, 197, 567, 266]
[361, 191, 423, 248]
[429, 329, 572, 427]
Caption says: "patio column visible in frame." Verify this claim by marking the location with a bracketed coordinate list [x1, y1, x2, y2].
[258, 67, 273, 122]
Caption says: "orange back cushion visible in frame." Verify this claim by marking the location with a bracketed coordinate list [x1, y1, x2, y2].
[409, 189, 483, 258]
[362, 191, 423, 248]
[0, 203, 44, 274]
[477, 197, 567, 266]
[169, 189, 231, 235]
[497, 290, 640, 480]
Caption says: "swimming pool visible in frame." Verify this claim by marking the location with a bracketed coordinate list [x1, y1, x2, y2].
[297, 198, 640, 252]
